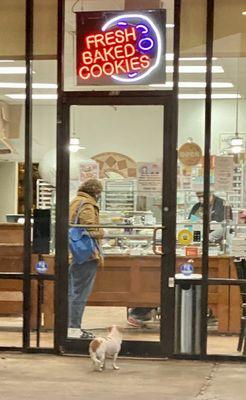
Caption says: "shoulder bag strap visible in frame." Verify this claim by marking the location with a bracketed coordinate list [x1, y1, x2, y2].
[73, 200, 85, 224]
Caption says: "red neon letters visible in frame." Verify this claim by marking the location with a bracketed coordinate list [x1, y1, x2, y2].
[78, 26, 151, 80]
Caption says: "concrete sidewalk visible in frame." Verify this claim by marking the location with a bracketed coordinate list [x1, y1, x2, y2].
[0, 353, 245, 400]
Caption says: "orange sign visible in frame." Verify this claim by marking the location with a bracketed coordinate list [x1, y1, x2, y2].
[178, 142, 202, 166]
[185, 246, 199, 257]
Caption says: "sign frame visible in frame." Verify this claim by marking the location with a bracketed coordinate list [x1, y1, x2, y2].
[76, 9, 166, 86]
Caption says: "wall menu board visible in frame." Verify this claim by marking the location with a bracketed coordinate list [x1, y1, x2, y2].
[76, 10, 166, 86]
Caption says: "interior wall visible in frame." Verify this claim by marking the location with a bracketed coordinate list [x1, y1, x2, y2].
[73, 105, 164, 162]
[33, 105, 57, 161]
[16, 99, 245, 163]
[70, 100, 246, 160]
[0, 162, 18, 221]
[179, 99, 246, 153]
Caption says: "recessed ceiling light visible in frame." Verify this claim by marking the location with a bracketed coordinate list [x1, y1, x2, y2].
[166, 66, 224, 73]
[0, 82, 25, 88]
[179, 57, 218, 61]
[166, 54, 218, 61]
[0, 67, 26, 74]
[212, 94, 241, 99]
[242, 11, 246, 15]
[0, 82, 57, 89]
[6, 94, 58, 99]
[179, 93, 241, 99]
[32, 83, 57, 89]
[166, 53, 174, 60]
[150, 81, 233, 88]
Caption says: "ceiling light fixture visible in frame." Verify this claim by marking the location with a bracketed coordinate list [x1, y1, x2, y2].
[166, 54, 218, 61]
[229, 61, 245, 155]
[33, 83, 57, 89]
[242, 11, 246, 15]
[6, 94, 58, 99]
[0, 67, 26, 74]
[0, 82, 25, 88]
[149, 81, 233, 88]
[179, 56, 218, 61]
[0, 82, 57, 89]
[178, 93, 241, 99]
[166, 66, 224, 73]
[69, 136, 85, 153]
[69, 107, 85, 153]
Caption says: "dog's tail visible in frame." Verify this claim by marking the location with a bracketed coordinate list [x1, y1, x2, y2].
[89, 348, 101, 370]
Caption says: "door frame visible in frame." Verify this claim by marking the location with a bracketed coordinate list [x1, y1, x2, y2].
[54, 90, 178, 357]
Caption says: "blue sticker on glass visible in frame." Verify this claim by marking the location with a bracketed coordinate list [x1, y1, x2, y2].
[35, 260, 48, 274]
[180, 262, 193, 276]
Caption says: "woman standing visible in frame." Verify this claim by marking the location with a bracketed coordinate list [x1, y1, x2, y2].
[68, 178, 104, 339]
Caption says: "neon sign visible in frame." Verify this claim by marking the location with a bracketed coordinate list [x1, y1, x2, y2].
[76, 10, 166, 86]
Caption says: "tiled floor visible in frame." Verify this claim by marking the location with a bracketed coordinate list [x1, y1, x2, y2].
[0, 307, 242, 356]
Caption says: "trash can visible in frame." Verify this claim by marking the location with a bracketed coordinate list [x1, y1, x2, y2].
[175, 273, 202, 354]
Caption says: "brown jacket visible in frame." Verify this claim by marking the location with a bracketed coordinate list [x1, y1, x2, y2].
[69, 191, 104, 264]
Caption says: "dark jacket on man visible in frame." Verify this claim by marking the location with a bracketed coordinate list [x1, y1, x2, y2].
[189, 195, 232, 222]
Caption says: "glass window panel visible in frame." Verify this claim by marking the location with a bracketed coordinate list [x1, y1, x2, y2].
[210, 0, 246, 278]
[0, 280, 23, 347]
[207, 281, 245, 356]
[67, 104, 165, 343]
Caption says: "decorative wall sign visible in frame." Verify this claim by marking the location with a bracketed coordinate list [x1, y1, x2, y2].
[178, 142, 202, 166]
[92, 152, 137, 178]
[76, 10, 166, 85]
[137, 162, 162, 193]
[79, 161, 99, 184]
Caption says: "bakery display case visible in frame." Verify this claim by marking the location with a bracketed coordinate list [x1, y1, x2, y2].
[176, 189, 246, 256]
[100, 210, 159, 256]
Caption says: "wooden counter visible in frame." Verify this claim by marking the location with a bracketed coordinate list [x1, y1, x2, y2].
[88, 255, 240, 334]
[0, 223, 23, 244]
[0, 223, 241, 333]
[0, 239, 241, 333]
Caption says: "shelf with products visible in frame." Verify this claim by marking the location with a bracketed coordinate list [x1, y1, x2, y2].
[100, 179, 137, 212]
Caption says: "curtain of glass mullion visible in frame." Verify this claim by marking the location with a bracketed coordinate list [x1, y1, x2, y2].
[175, 0, 207, 356]
[29, 0, 58, 348]
[207, 0, 246, 356]
[0, 0, 26, 348]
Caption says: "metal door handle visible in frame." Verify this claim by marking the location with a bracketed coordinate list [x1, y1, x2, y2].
[152, 226, 166, 255]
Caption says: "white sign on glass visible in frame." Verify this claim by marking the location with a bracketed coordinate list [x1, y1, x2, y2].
[214, 156, 234, 191]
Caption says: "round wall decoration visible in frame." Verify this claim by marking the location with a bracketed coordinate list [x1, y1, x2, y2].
[178, 142, 202, 166]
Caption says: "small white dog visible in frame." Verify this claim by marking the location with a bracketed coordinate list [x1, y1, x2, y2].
[89, 325, 122, 372]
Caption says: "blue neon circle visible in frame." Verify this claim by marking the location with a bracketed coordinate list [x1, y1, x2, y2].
[138, 37, 154, 51]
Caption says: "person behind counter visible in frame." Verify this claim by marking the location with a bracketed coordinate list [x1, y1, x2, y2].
[189, 191, 232, 242]
[189, 191, 232, 222]
[68, 178, 104, 339]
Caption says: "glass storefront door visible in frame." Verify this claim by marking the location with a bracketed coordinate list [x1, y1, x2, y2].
[55, 92, 176, 356]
